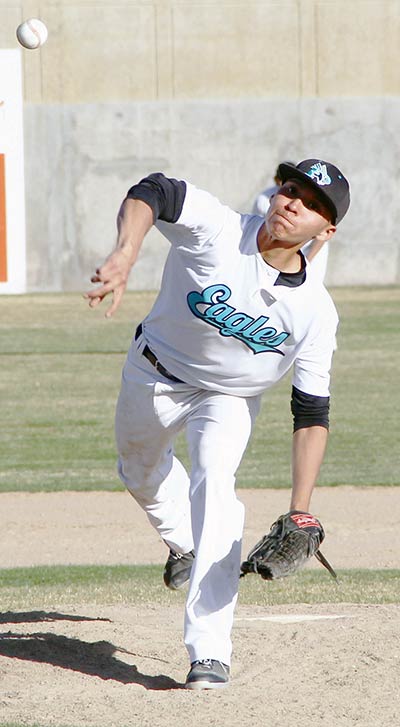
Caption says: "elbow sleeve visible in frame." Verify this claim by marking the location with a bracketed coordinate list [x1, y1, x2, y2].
[291, 385, 330, 432]
[126, 172, 186, 223]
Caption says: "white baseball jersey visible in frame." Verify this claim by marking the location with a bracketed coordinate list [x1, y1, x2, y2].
[131, 182, 338, 398]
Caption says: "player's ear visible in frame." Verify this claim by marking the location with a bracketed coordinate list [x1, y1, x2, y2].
[314, 224, 336, 243]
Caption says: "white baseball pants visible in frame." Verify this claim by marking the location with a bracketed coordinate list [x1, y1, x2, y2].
[115, 334, 261, 666]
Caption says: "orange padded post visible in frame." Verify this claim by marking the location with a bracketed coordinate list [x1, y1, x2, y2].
[0, 154, 7, 282]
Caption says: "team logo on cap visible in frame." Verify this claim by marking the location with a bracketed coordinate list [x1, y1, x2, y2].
[306, 162, 331, 186]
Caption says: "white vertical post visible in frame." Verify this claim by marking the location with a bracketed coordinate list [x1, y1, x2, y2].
[0, 49, 26, 294]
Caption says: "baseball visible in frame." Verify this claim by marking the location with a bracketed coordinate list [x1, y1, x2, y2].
[16, 18, 48, 49]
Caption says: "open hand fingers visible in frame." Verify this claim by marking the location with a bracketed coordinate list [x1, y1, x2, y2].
[84, 279, 126, 317]
[84, 281, 113, 302]
[85, 251, 131, 314]
[105, 286, 125, 318]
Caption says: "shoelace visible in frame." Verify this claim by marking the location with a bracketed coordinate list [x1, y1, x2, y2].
[170, 549, 195, 560]
[196, 659, 213, 668]
[315, 548, 338, 580]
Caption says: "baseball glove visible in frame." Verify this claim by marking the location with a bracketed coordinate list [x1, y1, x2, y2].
[240, 510, 337, 581]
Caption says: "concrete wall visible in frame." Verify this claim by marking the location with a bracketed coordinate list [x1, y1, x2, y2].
[1, 0, 400, 289]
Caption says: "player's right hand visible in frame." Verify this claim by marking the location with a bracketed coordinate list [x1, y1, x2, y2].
[84, 247, 132, 318]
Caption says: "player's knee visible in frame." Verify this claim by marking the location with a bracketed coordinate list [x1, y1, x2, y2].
[190, 467, 236, 500]
[117, 450, 174, 496]
[192, 447, 237, 481]
[118, 457, 153, 492]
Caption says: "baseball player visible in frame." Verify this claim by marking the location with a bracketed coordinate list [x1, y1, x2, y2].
[86, 159, 350, 690]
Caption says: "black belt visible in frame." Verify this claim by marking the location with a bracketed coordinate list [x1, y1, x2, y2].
[135, 324, 184, 384]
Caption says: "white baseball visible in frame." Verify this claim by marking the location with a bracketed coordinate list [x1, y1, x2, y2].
[16, 18, 48, 49]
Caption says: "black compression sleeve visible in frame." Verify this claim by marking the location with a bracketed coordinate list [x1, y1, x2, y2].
[126, 172, 186, 223]
[291, 385, 330, 432]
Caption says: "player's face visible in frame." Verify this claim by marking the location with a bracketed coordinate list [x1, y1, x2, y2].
[265, 179, 335, 244]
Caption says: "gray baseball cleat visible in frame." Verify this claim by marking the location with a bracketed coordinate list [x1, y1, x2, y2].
[163, 548, 195, 590]
[185, 659, 230, 690]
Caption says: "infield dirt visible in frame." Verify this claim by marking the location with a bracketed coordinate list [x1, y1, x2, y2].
[1, 487, 399, 727]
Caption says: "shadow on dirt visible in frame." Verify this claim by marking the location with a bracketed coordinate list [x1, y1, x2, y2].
[0, 629, 183, 690]
[0, 610, 111, 624]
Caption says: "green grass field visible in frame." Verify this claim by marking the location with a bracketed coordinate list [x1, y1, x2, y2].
[1, 564, 399, 609]
[1, 287, 399, 491]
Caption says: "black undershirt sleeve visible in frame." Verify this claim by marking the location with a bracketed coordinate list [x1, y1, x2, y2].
[291, 385, 330, 432]
[126, 172, 187, 223]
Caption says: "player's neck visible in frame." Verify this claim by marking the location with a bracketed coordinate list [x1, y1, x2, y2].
[257, 226, 304, 273]
[261, 247, 303, 273]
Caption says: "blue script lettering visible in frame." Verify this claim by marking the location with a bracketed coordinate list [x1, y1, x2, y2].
[187, 284, 290, 355]
[204, 303, 235, 322]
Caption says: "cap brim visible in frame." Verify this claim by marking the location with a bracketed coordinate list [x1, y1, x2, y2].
[277, 163, 337, 224]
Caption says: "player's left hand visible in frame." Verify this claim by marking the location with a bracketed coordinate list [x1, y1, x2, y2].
[240, 510, 337, 580]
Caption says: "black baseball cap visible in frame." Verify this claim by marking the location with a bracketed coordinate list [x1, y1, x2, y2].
[277, 159, 350, 224]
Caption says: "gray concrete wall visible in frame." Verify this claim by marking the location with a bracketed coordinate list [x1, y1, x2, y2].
[25, 97, 400, 290]
[1, 0, 399, 290]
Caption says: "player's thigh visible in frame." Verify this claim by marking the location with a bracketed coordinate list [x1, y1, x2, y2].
[186, 392, 261, 478]
[116, 379, 174, 477]
[115, 362, 198, 476]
